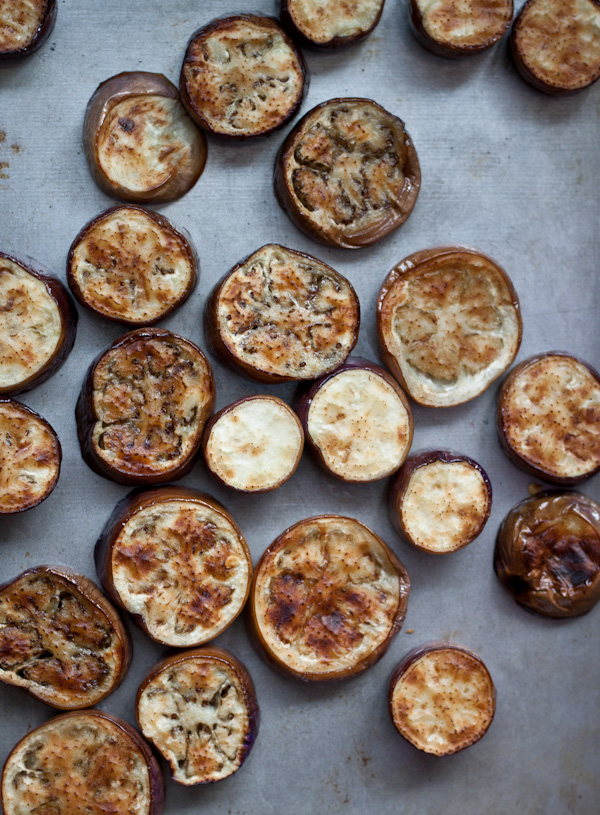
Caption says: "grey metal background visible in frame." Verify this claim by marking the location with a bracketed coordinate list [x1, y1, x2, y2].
[1, 1, 599, 813]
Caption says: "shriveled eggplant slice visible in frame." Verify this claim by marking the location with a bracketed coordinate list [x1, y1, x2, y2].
[1, 710, 164, 815]
[0, 0, 56, 60]
[67, 205, 198, 326]
[511, 0, 600, 94]
[389, 643, 496, 756]
[275, 98, 420, 249]
[96, 487, 252, 647]
[409, 0, 513, 58]
[249, 515, 410, 681]
[0, 251, 77, 397]
[497, 352, 600, 484]
[279, 0, 385, 50]
[136, 647, 259, 785]
[377, 246, 522, 407]
[84, 72, 207, 204]
[389, 451, 492, 553]
[0, 566, 131, 709]
[179, 14, 306, 139]
[205, 244, 359, 383]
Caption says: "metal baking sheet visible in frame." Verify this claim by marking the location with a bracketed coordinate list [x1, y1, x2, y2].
[1, 1, 599, 813]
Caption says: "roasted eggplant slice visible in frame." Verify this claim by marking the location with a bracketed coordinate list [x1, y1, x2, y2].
[279, 0, 385, 50]
[67, 205, 198, 326]
[76, 328, 215, 485]
[84, 71, 207, 204]
[0, 251, 77, 397]
[136, 647, 259, 785]
[179, 14, 307, 139]
[275, 98, 420, 249]
[205, 244, 359, 383]
[389, 643, 496, 756]
[0, 566, 131, 709]
[0, 0, 56, 60]
[249, 515, 410, 681]
[409, 0, 513, 58]
[1, 710, 164, 815]
[96, 487, 252, 647]
[377, 246, 522, 407]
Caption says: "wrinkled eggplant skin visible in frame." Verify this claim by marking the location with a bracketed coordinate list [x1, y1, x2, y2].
[408, 0, 513, 58]
[278, 0, 384, 50]
[0, 0, 57, 61]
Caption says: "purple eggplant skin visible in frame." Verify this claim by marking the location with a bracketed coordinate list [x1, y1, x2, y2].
[278, 0, 385, 50]
[0, 0, 57, 61]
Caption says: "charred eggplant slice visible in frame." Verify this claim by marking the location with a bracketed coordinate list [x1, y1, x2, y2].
[136, 647, 259, 785]
[0, 0, 56, 60]
[76, 328, 214, 485]
[377, 246, 521, 407]
[279, 0, 385, 50]
[409, 0, 513, 58]
[249, 515, 410, 681]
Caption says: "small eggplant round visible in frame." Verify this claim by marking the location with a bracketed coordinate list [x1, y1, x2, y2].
[0, 0, 57, 61]
[389, 451, 492, 554]
[408, 0, 513, 58]
[136, 646, 259, 786]
[497, 351, 600, 485]
[494, 491, 600, 618]
[0, 251, 77, 397]
[0, 565, 132, 710]
[279, 0, 385, 50]
[294, 357, 413, 483]
[1, 710, 164, 815]
[389, 642, 496, 756]
[83, 71, 207, 204]
[248, 514, 410, 682]
[67, 205, 198, 326]
[179, 14, 307, 140]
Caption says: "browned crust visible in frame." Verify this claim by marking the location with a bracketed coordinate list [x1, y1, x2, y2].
[279, 0, 385, 50]
[0, 0, 57, 60]
[409, 0, 513, 58]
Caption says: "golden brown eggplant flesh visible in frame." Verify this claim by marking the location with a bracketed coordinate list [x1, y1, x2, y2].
[0, 0, 56, 60]
[409, 0, 513, 58]
[279, 0, 385, 50]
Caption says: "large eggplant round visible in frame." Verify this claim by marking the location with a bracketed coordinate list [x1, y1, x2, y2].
[408, 0, 513, 58]
[0, 0, 57, 60]
[279, 0, 385, 50]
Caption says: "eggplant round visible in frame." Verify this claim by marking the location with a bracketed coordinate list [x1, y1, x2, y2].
[1, 710, 164, 815]
[0, 251, 77, 397]
[409, 0, 513, 58]
[205, 243, 359, 383]
[497, 352, 600, 485]
[179, 14, 307, 140]
[0, 565, 131, 709]
[389, 451, 492, 554]
[136, 647, 259, 785]
[0, 0, 56, 60]
[295, 357, 413, 483]
[76, 328, 215, 485]
[249, 515, 410, 681]
[279, 0, 385, 50]
[495, 491, 600, 618]
[377, 246, 522, 408]
[67, 205, 198, 326]
[83, 71, 207, 204]
[95, 487, 252, 648]
[389, 643, 496, 756]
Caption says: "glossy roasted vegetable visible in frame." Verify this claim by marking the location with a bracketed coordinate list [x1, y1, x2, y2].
[409, 0, 513, 58]
[279, 0, 385, 50]
[0, 0, 56, 60]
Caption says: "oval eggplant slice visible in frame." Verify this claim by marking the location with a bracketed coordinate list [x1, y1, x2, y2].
[0, 251, 77, 397]
[0, 565, 131, 709]
[275, 98, 421, 249]
[389, 643, 496, 756]
[511, 0, 600, 95]
[377, 246, 522, 407]
[279, 0, 385, 50]
[497, 352, 600, 485]
[409, 0, 513, 58]
[67, 205, 198, 326]
[136, 647, 259, 785]
[389, 451, 492, 553]
[95, 487, 252, 648]
[205, 243, 359, 383]
[0, 0, 56, 60]
[495, 491, 600, 618]
[179, 14, 306, 140]
[1, 710, 164, 815]
[84, 71, 207, 204]
[76, 328, 215, 485]
[249, 515, 410, 681]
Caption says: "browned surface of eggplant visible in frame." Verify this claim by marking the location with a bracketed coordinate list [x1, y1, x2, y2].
[67, 205, 198, 326]
[249, 515, 410, 681]
[389, 643, 496, 756]
[136, 647, 259, 785]
[205, 243, 359, 382]
[409, 0, 513, 58]
[179, 14, 307, 139]
[495, 491, 600, 618]
[95, 487, 252, 647]
[76, 328, 215, 485]
[275, 98, 420, 249]
[84, 71, 207, 204]
[279, 0, 385, 50]
[0, 0, 56, 59]
[0, 251, 77, 397]
[0, 566, 131, 709]
[511, 0, 600, 94]
[377, 246, 521, 407]
[1, 710, 164, 815]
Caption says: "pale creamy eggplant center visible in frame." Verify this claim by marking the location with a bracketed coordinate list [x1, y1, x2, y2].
[0, 0, 47, 51]
[289, 0, 383, 42]
[417, 0, 512, 47]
